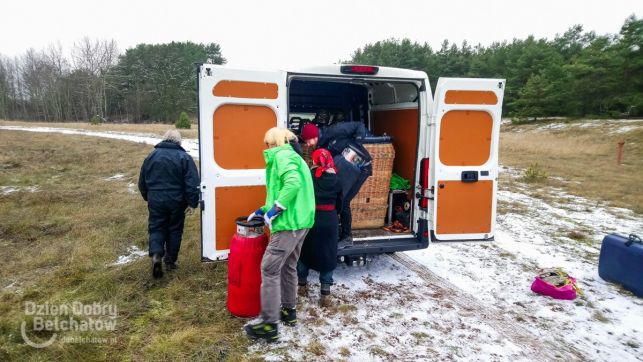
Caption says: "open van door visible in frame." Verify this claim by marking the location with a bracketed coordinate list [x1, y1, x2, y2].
[197, 65, 287, 261]
[430, 78, 505, 241]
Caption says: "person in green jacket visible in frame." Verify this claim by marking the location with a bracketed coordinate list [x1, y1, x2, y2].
[244, 127, 315, 342]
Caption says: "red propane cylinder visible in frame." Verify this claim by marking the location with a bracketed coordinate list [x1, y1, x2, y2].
[227, 217, 268, 318]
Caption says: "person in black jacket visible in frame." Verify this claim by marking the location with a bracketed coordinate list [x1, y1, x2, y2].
[297, 148, 343, 297]
[300, 121, 372, 245]
[138, 130, 199, 278]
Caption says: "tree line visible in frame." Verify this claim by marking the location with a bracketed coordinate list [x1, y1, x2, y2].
[0, 39, 225, 122]
[351, 15, 642, 119]
[0, 15, 640, 122]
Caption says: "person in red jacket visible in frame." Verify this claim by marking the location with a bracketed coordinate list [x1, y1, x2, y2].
[297, 148, 343, 297]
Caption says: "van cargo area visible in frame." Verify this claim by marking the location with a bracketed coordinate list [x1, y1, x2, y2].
[198, 64, 504, 262]
[287, 76, 427, 256]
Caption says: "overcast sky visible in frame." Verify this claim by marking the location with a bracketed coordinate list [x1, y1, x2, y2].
[2, 0, 640, 69]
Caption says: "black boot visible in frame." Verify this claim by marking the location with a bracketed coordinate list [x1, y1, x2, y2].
[151, 253, 163, 279]
[321, 283, 331, 296]
[165, 262, 178, 271]
[244, 322, 278, 342]
[280, 307, 297, 326]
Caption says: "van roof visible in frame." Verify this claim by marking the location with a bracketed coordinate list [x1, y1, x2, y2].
[294, 65, 428, 80]
[200, 64, 428, 80]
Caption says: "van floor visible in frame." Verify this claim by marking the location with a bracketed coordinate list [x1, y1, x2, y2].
[352, 228, 413, 240]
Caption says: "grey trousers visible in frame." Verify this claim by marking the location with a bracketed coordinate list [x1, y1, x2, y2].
[260, 228, 309, 323]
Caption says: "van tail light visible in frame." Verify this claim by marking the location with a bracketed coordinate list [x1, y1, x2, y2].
[340, 65, 379, 75]
[419, 158, 430, 209]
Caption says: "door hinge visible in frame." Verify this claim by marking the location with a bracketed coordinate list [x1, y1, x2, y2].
[419, 186, 435, 198]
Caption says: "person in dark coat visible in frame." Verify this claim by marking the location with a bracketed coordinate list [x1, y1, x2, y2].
[300, 121, 372, 246]
[138, 130, 199, 278]
[297, 148, 343, 296]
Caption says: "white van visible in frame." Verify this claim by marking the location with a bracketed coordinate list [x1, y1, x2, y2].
[197, 64, 505, 262]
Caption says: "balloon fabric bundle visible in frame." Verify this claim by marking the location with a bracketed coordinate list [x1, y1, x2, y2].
[531, 268, 581, 300]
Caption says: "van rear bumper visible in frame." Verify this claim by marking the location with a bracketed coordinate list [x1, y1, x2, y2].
[338, 218, 429, 256]
[338, 236, 428, 256]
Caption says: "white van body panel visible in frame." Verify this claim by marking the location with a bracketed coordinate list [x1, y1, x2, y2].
[429, 77, 505, 241]
[198, 66, 287, 261]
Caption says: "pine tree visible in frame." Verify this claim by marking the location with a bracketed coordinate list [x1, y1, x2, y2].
[175, 111, 191, 129]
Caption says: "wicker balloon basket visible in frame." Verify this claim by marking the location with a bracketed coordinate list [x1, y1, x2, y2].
[300, 143, 314, 166]
[350, 143, 395, 229]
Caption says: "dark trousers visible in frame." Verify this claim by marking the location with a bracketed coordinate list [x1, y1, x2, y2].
[339, 166, 371, 239]
[147, 192, 187, 264]
[297, 261, 334, 285]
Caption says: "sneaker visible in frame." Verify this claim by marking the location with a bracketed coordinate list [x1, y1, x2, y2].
[165, 262, 178, 271]
[321, 283, 331, 296]
[151, 253, 163, 279]
[280, 307, 297, 326]
[244, 322, 278, 342]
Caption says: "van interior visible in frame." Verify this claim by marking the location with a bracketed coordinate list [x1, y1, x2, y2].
[287, 76, 422, 242]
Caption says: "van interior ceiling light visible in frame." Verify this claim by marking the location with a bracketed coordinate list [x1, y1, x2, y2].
[340, 65, 379, 75]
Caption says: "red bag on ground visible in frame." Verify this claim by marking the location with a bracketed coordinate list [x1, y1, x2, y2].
[531, 268, 580, 300]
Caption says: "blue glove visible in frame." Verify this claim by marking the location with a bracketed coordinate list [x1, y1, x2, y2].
[263, 205, 283, 229]
[247, 208, 265, 221]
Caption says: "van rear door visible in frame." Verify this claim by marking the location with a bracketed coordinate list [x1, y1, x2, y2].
[430, 78, 505, 241]
[198, 65, 286, 261]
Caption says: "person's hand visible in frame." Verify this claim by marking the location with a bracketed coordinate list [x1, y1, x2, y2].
[263, 205, 283, 229]
[248, 208, 265, 221]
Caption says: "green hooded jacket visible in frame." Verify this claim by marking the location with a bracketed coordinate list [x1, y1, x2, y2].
[260, 144, 315, 232]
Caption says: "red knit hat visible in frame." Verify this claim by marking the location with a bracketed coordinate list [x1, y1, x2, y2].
[300, 123, 319, 141]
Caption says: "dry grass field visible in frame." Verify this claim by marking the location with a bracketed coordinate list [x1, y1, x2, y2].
[0, 131, 247, 361]
[500, 120, 643, 214]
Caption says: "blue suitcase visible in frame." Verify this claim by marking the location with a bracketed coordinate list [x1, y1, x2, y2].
[598, 234, 643, 297]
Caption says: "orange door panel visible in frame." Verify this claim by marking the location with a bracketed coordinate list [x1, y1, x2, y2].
[213, 105, 275, 169]
[436, 180, 493, 235]
[445, 90, 498, 105]
[439, 110, 493, 166]
[215, 186, 266, 250]
[213, 80, 278, 99]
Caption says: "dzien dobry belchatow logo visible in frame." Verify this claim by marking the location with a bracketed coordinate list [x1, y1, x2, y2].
[21, 301, 117, 348]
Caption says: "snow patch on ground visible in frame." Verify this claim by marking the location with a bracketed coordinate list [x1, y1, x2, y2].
[1, 185, 40, 195]
[536, 122, 569, 131]
[0, 125, 199, 158]
[612, 125, 639, 134]
[127, 182, 137, 194]
[250, 255, 529, 361]
[105, 174, 125, 181]
[406, 170, 643, 362]
[111, 246, 148, 266]
[529, 119, 643, 133]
